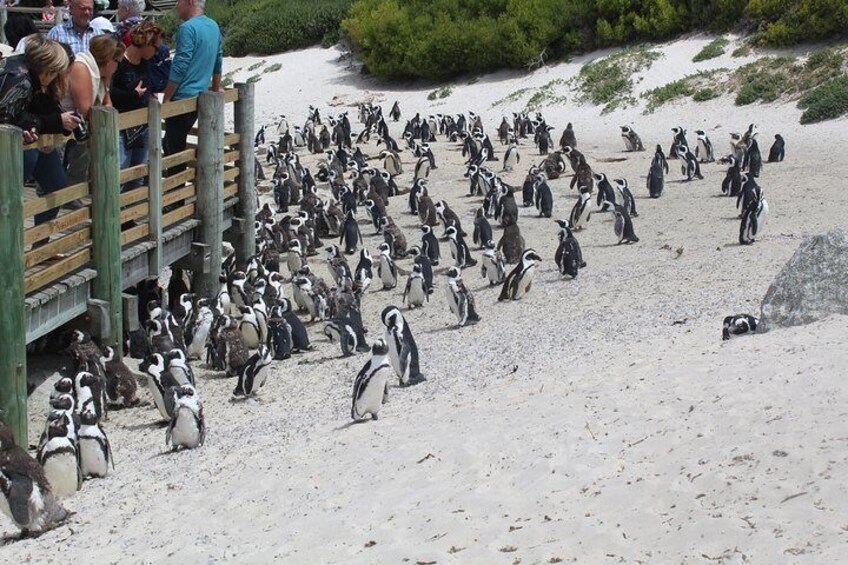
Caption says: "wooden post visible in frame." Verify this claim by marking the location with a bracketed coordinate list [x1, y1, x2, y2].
[234, 82, 256, 267]
[0, 126, 27, 445]
[147, 97, 163, 275]
[193, 91, 224, 298]
[0, 8, 7, 45]
[90, 106, 123, 354]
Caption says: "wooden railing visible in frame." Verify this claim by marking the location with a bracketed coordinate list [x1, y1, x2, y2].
[0, 85, 256, 444]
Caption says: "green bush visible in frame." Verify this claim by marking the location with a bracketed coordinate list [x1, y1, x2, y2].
[693, 87, 718, 101]
[798, 76, 848, 124]
[208, 0, 354, 56]
[693, 37, 730, 62]
[746, 0, 848, 46]
[573, 47, 661, 112]
[643, 79, 694, 112]
[427, 87, 453, 101]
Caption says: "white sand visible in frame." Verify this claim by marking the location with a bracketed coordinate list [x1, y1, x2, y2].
[10, 36, 848, 563]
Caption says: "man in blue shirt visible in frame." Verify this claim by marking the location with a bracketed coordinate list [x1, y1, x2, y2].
[162, 0, 223, 167]
[47, 0, 102, 55]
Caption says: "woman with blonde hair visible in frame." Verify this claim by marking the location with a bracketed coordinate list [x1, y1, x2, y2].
[0, 35, 81, 234]
[111, 21, 164, 191]
[65, 33, 125, 185]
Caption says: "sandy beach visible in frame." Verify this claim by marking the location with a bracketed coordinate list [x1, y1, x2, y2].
[8, 35, 848, 563]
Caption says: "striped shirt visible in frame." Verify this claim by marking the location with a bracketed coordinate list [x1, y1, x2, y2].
[47, 20, 103, 55]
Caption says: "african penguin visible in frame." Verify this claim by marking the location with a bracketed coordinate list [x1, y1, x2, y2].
[37, 418, 80, 498]
[167, 384, 205, 450]
[767, 134, 785, 162]
[480, 241, 507, 286]
[351, 339, 392, 422]
[554, 219, 586, 279]
[647, 145, 669, 198]
[722, 315, 759, 340]
[78, 408, 113, 479]
[695, 130, 715, 163]
[381, 306, 425, 386]
[473, 207, 493, 249]
[446, 225, 477, 268]
[613, 205, 639, 244]
[678, 145, 704, 181]
[499, 249, 542, 301]
[403, 264, 429, 308]
[569, 191, 592, 230]
[620, 126, 644, 152]
[233, 346, 274, 399]
[445, 267, 482, 327]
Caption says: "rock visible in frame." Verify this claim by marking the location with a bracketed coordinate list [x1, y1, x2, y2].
[761, 229, 848, 330]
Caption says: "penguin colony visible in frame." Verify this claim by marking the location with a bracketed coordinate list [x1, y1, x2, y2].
[1, 101, 785, 537]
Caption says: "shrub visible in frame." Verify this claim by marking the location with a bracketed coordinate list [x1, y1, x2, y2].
[731, 43, 752, 57]
[693, 87, 719, 101]
[574, 47, 662, 112]
[643, 79, 694, 112]
[746, 0, 848, 47]
[693, 37, 730, 62]
[427, 87, 453, 101]
[208, 0, 354, 56]
[798, 76, 848, 124]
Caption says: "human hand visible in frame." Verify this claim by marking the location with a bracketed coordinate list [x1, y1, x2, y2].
[61, 111, 81, 132]
[23, 128, 39, 144]
[135, 81, 147, 98]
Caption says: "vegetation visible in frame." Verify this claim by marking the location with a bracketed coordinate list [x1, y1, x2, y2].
[693, 38, 730, 62]
[642, 69, 727, 112]
[207, 0, 354, 56]
[427, 87, 453, 101]
[573, 47, 662, 114]
[731, 43, 753, 57]
[745, 0, 848, 46]
[798, 76, 848, 124]
[264, 63, 283, 74]
[525, 79, 568, 111]
[731, 50, 845, 105]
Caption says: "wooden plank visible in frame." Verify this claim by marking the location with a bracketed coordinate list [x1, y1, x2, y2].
[122, 222, 150, 246]
[25, 248, 90, 294]
[162, 203, 195, 228]
[147, 98, 163, 275]
[90, 106, 123, 353]
[224, 150, 240, 164]
[0, 125, 27, 444]
[22, 133, 72, 152]
[224, 133, 240, 146]
[24, 228, 91, 269]
[162, 168, 196, 192]
[120, 202, 149, 224]
[224, 166, 240, 182]
[234, 82, 257, 269]
[24, 208, 90, 246]
[162, 186, 196, 207]
[223, 183, 238, 199]
[162, 148, 195, 170]
[223, 89, 239, 104]
[23, 181, 89, 218]
[118, 108, 148, 130]
[119, 163, 148, 184]
[161, 97, 198, 119]
[194, 91, 225, 298]
[120, 186, 148, 208]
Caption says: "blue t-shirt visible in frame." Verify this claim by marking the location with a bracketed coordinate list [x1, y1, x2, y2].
[169, 15, 223, 101]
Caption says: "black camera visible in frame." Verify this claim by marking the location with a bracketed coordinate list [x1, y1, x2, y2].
[73, 111, 89, 142]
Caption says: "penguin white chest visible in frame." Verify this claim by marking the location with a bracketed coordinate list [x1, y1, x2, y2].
[515, 266, 536, 298]
[171, 409, 202, 448]
[354, 369, 389, 419]
[41, 445, 79, 498]
[79, 435, 109, 478]
[407, 280, 426, 306]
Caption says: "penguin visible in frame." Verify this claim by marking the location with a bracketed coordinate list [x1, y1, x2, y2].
[413, 156, 431, 180]
[78, 408, 113, 479]
[377, 242, 398, 290]
[380, 216, 408, 259]
[739, 184, 769, 245]
[99, 346, 139, 408]
[323, 314, 368, 358]
[354, 248, 373, 293]
[166, 384, 205, 450]
[678, 145, 704, 181]
[647, 144, 669, 198]
[670, 126, 688, 159]
[521, 166, 538, 206]
[407, 246, 434, 295]
[340, 210, 362, 255]
[722, 155, 743, 197]
[220, 317, 251, 376]
[139, 353, 180, 421]
[74, 371, 105, 422]
[238, 305, 262, 349]
[502, 142, 520, 172]
[480, 240, 507, 286]
[497, 223, 525, 264]
[267, 316, 293, 360]
[408, 178, 426, 215]
[233, 346, 273, 398]
[390, 101, 401, 122]
[472, 207, 493, 249]
[186, 301, 214, 361]
[613, 178, 638, 217]
[37, 418, 80, 498]
[325, 244, 352, 285]
[434, 200, 464, 238]
[534, 174, 554, 218]
[569, 190, 592, 230]
[499, 249, 542, 301]
[417, 190, 439, 227]
[722, 314, 759, 340]
[420, 224, 441, 266]
[381, 306, 425, 386]
[445, 267, 481, 327]
[559, 122, 577, 151]
[736, 173, 760, 215]
[350, 339, 393, 422]
[273, 299, 313, 353]
[743, 136, 763, 178]
[620, 126, 644, 152]
[0, 422, 70, 536]
[695, 130, 715, 163]
[495, 183, 519, 226]
[613, 205, 639, 244]
[446, 225, 477, 268]
[402, 264, 429, 308]
[593, 172, 617, 212]
[767, 134, 785, 162]
[165, 348, 195, 387]
[554, 219, 586, 279]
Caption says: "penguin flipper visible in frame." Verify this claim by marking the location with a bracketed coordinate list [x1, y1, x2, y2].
[8, 473, 34, 525]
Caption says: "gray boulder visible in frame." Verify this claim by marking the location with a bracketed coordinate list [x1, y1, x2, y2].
[761, 229, 848, 330]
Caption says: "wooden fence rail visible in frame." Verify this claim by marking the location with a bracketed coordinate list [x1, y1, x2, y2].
[0, 84, 256, 445]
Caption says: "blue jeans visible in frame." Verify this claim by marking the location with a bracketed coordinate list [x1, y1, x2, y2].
[24, 148, 68, 226]
[120, 127, 149, 193]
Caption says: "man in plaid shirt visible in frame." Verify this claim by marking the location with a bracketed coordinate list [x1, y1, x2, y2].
[47, 0, 102, 55]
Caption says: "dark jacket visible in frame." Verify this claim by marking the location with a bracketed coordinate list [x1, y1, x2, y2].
[0, 55, 65, 134]
[111, 56, 151, 112]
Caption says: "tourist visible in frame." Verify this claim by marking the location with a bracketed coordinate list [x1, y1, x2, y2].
[115, 0, 172, 94]
[47, 0, 102, 55]
[111, 21, 164, 192]
[162, 0, 223, 168]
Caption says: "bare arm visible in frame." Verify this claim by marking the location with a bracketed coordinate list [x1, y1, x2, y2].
[211, 73, 221, 92]
[162, 80, 178, 104]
